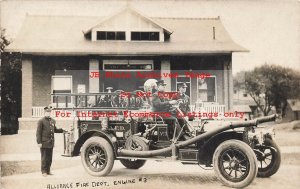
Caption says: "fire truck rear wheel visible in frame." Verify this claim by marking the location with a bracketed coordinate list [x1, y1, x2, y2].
[120, 136, 148, 169]
[256, 138, 281, 177]
[81, 137, 114, 176]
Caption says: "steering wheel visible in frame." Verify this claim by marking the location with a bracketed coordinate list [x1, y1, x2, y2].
[170, 102, 195, 135]
[169, 99, 183, 112]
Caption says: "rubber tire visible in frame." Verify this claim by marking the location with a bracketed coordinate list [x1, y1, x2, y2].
[213, 140, 258, 188]
[120, 136, 148, 169]
[81, 137, 114, 176]
[257, 138, 281, 177]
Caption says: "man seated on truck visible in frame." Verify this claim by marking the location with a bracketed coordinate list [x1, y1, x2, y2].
[171, 82, 193, 131]
[172, 82, 190, 114]
[152, 80, 191, 140]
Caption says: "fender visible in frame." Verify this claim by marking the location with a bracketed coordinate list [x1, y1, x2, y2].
[72, 130, 118, 157]
[197, 131, 244, 165]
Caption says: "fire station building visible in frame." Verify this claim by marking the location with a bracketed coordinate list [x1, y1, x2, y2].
[6, 6, 247, 129]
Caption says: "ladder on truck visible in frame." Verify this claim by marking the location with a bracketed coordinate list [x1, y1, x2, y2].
[51, 91, 150, 156]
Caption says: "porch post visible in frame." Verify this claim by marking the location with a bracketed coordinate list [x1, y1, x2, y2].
[22, 57, 33, 117]
[223, 61, 229, 111]
[223, 57, 233, 111]
[161, 59, 171, 91]
[89, 59, 99, 93]
[227, 59, 233, 111]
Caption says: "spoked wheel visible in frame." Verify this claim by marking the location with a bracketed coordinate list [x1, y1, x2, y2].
[213, 140, 258, 188]
[120, 136, 149, 169]
[81, 137, 114, 176]
[255, 138, 281, 177]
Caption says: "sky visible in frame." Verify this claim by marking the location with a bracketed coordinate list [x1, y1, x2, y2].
[0, 0, 299, 74]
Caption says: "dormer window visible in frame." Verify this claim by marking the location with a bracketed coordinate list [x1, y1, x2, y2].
[85, 7, 173, 42]
[131, 32, 160, 41]
[96, 31, 126, 40]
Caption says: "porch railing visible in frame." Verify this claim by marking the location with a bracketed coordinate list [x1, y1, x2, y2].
[190, 101, 225, 113]
[32, 106, 45, 118]
[204, 104, 226, 113]
[32, 103, 226, 118]
[32, 106, 74, 118]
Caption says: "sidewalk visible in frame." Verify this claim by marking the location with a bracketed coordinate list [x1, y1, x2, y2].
[0, 153, 80, 161]
[0, 130, 65, 155]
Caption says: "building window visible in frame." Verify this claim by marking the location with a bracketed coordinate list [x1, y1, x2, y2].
[131, 32, 159, 41]
[106, 32, 115, 40]
[97, 32, 106, 40]
[96, 31, 126, 40]
[102, 60, 154, 92]
[51, 76, 73, 106]
[197, 76, 216, 102]
[103, 60, 153, 71]
[116, 32, 126, 40]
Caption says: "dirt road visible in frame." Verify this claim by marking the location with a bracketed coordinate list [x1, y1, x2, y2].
[1, 123, 300, 189]
[1, 159, 300, 189]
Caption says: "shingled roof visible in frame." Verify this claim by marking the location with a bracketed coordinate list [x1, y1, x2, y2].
[6, 8, 247, 55]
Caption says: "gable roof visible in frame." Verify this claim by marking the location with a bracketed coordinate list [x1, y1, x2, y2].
[5, 12, 248, 55]
[83, 6, 173, 35]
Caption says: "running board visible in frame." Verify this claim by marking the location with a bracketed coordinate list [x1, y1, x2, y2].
[116, 156, 198, 163]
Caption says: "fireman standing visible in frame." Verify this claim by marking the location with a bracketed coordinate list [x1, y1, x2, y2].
[36, 106, 66, 176]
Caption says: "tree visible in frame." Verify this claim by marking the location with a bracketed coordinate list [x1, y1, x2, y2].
[0, 28, 22, 134]
[0, 29, 10, 53]
[244, 64, 300, 116]
[233, 71, 246, 92]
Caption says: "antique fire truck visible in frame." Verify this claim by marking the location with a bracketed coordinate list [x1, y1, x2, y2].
[53, 80, 280, 188]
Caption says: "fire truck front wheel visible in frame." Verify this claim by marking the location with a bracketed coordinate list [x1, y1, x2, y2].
[213, 140, 258, 188]
[81, 137, 114, 176]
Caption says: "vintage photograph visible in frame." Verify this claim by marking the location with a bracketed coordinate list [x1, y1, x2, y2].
[1, 0, 300, 189]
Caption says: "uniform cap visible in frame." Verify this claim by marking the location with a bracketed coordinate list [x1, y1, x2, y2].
[178, 82, 188, 88]
[44, 106, 53, 112]
[156, 80, 167, 86]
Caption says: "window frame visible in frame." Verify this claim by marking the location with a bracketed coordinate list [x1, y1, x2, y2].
[196, 76, 217, 102]
[102, 60, 154, 72]
[96, 31, 126, 41]
[131, 31, 160, 41]
[51, 75, 73, 106]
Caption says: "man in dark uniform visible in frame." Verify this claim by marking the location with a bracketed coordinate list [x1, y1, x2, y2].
[152, 80, 175, 112]
[172, 82, 192, 133]
[172, 82, 190, 114]
[36, 106, 65, 177]
[152, 80, 190, 140]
